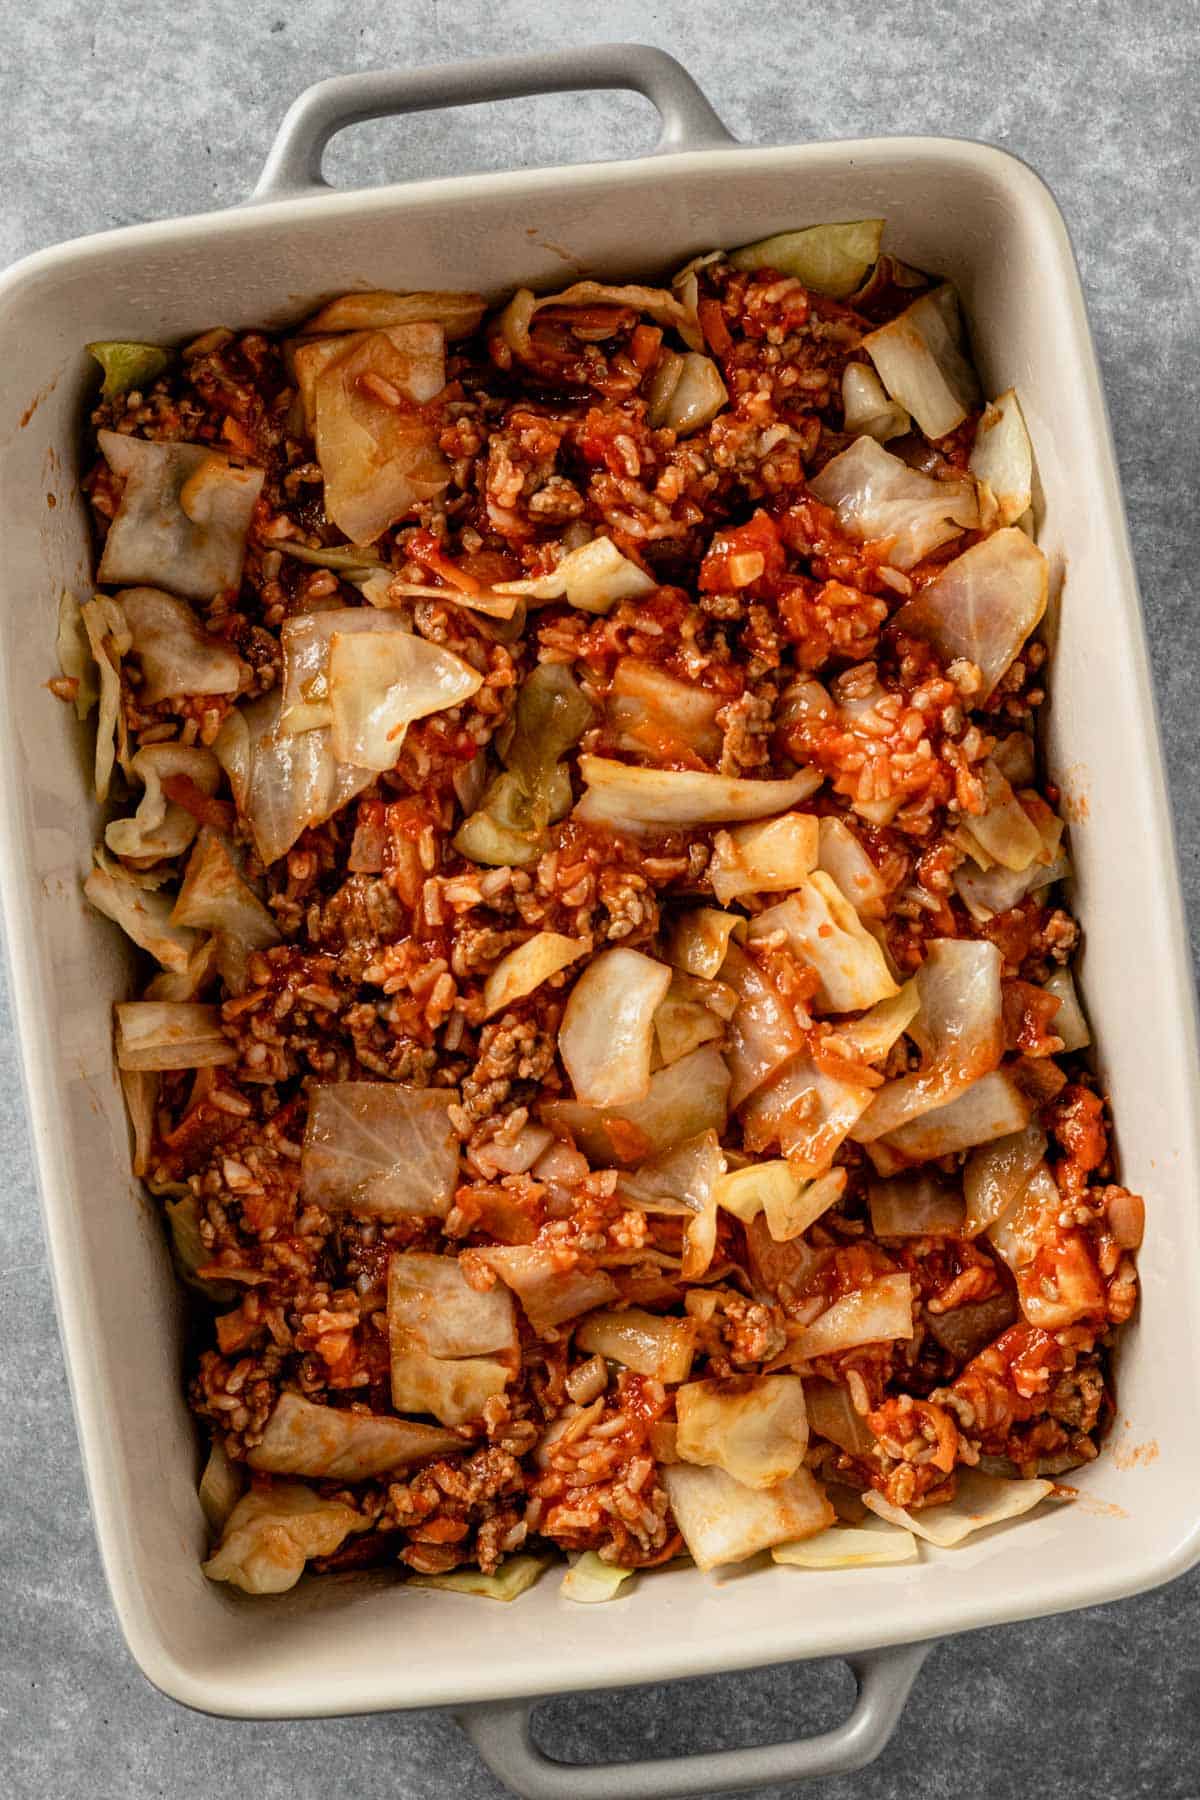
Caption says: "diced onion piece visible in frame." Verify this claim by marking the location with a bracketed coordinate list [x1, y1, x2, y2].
[791, 1274, 914, 1359]
[664, 1463, 834, 1571]
[559, 947, 672, 1108]
[1043, 968, 1090, 1052]
[969, 388, 1033, 530]
[117, 586, 243, 703]
[729, 219, 884, 298]
[741, 1051, 874, 1178]
[115, 1000, 234, 1071]
[963, 1123, 1047, 1236]
[198, 1439, 244, 1533]
[750, 875, 899, 1014]
[817, 816, 889, 916]
[721, 941, 806, 1108]
[105, 744, 221, 863]
[301, 289, 486, 338]
[868, 1173, 966, 1236]
[809, 436, 978, 571]
[575, 757, 821, 830]
[119, 1067, 157, 1178]
[56, 590, 98, 719]
[474, 1243, 618, 1333]
[803, 1378, 875, 1456]
[840, 362, 910, 442]
[854, 939, 1003, 1143]
[203, 1482, 365, 1594]
[494, 536, 656, 616]
[863, 1469, 1054, 1546]
[862, 284, 980, 439]
[765, 1166, 847, 1242]
[408, 1554, 553, 1601]
[482, 931, 588, 1019]
[656, 352, 728, 435]
[541, 1042, 730, 1166]
[652, 973, 731, 1066]
[98, 434, 264, 602]
[676, 1374, 809, 1488]
[279, 608, 403, 734]
[497, 280, 704, 361]
[874, 1071, 1032, 1166]
[561, 1552, 636, 1604]
[959, 761, 1044, 872]
[309, 327, 450, 542]
[709, 811, 820, 907]
[302, 1083, 458, 1218]
[831, 981, 920, 1066]
[80, 597, 132, 802]
[88, 340, 170, 398]
[328, 627, 482, 770]
[576, 1308, 696, 1383]
[664, 907, 744, 979]
[85, 855, 197, 971]
[248, 1391, 462, 1479]
[213, 689, 373, 866]
[608, 657, 722, 763]
[773, 1522, 919, 1568]
[170, 827, 280, 970]
[893, 528, 1049, 699]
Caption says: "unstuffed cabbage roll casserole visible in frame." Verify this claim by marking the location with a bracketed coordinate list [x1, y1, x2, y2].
[60, 217, 1144, 1600]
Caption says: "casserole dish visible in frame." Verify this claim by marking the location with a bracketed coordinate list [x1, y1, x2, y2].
[2, 43, 1198, 1798]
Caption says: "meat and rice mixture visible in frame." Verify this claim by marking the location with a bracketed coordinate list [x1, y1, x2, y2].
[60, 218, 1144, 1599]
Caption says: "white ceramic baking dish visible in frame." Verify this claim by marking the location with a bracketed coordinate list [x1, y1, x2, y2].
[2, 43, 1199, 1800]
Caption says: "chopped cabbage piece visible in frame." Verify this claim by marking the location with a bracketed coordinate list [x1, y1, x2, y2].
[831, 981, 920, 1066]
[608, 657, 722, 763]
[575, 757, 822, 830]
[664, 907, 744, 979]
[721, 941, 805, 1108]
[862, 284, 980, 439]
[676, 1374, 808, 1488]
[873, 1070, 1032, 1166]
[729, 219, 884, 298]
[97, 433, 264, 601]
[646, 350, 728, 435]
[969, 388, 1034, 529]
[576, 1308, 696, 1383]
[809, 436, 978, 570]
[114, 1000, 234, 1070]
[248, 1392, 463, 1479]
[474, 1243, 618, 1333]
[494, 535, 655, 615]
[495, 280, 704, 363]
[327, 627, 482, 771]
[560, 947, 673, 1107]
[840, 362, 910, 442]
[713, 1158, 795, 1225]
[868, 1172, 966, 1236]
[408, 1554, 554, 1601]
[740, 1051, 874, 1178]
[105, 744, 221, 864]
[170, 828, 280, 984]
[301, 289, 486, 338]
[203, 1482, 365, 1593]
[213, 688, 373, 866]
[958, 760, 1045, 872]
[652, 973, 731, 1066]
[88, 340, 170, 397]
[803, 1378, 875, 1456]
[504, 662, 594, 827]
[541, 1042, 730, 1166]
[85, 853, 198, 971]
[302, 1083, 458, 1217]
[388, 1251, 516, 1424]
[853, 939, 1003, 1142]
[165, 1193, 237, 1301]
[709, 811, 820, 907]
[987, 1162, 1104, 1328]
[791, 1274, 914, 1359]
[198, 1439, 244, 1533]
[663, 1463, 834, 1571]
[117, 585, 243, 703]
[278, 607, 404, 735]
[963, 1123, 1047, 1236]
[773, 1521, 919, 1568]
[390, 1353, 510, 1427]
[1043, 968, 1090, 1052]
[119, 1066, 157, 1177]
[749, 875, 899, 1013]
[561, 1552, 636, 1604]
[817, 816, 888, 916]
[893, 528, 1048, 698]
[482, 931, 588, 1019]
[80, 596, 131, 801]
[863, 1469, 1054, 1545]
[56, 590, 98, 719]
[764, 1166, 846, 1242]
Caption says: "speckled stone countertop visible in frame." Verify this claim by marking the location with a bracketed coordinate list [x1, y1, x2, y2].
[3, 4, 1199, 1796]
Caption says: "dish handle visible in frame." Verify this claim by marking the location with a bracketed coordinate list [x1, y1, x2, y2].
[454, 1641, 930, 1800]
[252, 43, 736, 201]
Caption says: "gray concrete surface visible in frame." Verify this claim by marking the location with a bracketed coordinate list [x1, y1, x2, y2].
[3, 2, 1199, 1795]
